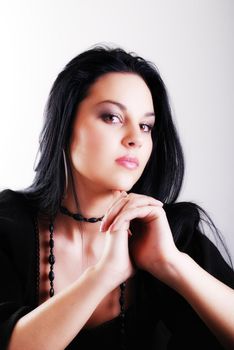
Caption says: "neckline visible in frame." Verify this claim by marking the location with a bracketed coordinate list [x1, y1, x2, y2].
[34, 214, 136, 330]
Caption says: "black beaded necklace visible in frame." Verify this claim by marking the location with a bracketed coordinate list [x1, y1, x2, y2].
[60, 205, 104, 223]
[48, 206, 126, 348]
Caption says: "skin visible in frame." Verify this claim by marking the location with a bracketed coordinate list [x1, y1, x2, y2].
[66, 72, 156, 216]
[8, 72, 234, 350]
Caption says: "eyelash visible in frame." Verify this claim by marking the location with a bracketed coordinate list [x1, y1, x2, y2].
[100, 113, 154, 133]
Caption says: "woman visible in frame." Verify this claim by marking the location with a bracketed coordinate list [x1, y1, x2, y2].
[0, 45, 234, 350]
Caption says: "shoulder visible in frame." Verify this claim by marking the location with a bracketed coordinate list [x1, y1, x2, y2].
[163, 201, 200, 248]
[164, 201, 200, 224]
[0, 188, 29, 206]
[0, 188, 34, 217]
[0, 190, 38, 299]
[0, 189, 36, 249]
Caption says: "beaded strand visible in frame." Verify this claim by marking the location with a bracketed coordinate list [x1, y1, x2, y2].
[119, 281, 127, 349]
[47, 218, 126, 347]
[60, 206, 104, 223]
[48, 222, 55, 297]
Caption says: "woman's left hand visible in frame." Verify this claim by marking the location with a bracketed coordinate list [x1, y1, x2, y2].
[100, 192, 181, 279]
[102, 192, 234, 349]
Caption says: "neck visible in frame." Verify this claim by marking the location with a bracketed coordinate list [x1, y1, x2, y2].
[59, 172, 124, 238]
[62, 185, 117, 219]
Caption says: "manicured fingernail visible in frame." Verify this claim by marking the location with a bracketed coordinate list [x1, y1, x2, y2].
[120, 191, 127, 197]
[99, 221, 105, 232]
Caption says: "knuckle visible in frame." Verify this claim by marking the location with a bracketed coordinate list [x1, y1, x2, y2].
[157, 206, 166, 216]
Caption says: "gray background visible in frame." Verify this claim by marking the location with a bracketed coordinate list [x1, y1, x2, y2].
[0, 0, 233, 263]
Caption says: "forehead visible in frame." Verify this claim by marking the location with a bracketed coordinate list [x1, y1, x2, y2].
[81, 72, 154, 112]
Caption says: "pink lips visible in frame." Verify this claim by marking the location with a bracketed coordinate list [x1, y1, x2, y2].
[115, 156, 139, 170]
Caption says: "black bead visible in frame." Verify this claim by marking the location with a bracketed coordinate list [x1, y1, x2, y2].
[47, 220, 127, 347]
[49, 238, 54, 248]
[49, 288, 54, 297]
[119, 296, 125, 305]
[88, 217, 99, 223]
[118, 282, 126, 347]
[49, 270, 55, 281]
[49, 254, 55, 265]
[73, 213, 84, 221]
[120, 282, 126, 290]
[60, 206, 69, 215]
[60, 205, 104, 223]
[48, 222, 55, 298]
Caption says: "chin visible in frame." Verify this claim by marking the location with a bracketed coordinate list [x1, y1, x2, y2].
[108, 178, 137, 192]
[96, 171, 141, 192]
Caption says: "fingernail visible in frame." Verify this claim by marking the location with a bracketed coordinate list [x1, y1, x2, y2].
[99, 222, 105, 232]
[120, 191, 127, 197]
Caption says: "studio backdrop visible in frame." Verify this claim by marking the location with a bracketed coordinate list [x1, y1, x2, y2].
[0, 0, 233, 262]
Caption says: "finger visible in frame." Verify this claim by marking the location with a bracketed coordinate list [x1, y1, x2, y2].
[112, 189, 125, 198]
[109, 205, 165, 232]
[127, 193, 164, 207]
[111, 190, 128, 205]
[102, 196, 163, 232]
[106, 191, 128, 217]
[99, 194, 127, 232]
[99, 191, 128, 231]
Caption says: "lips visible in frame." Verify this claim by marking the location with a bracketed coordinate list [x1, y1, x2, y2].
[115, 156, 139, 169]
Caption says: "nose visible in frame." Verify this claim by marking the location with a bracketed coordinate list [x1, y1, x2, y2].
[122, 125, 143, 149]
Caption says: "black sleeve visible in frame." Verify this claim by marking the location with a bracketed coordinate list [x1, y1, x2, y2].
[0, 250, 34, 349]
[173, 230, 233, 349]
[189, 230, 234, 288]
[169, 230, 234, 349]
[0, 190, 37, 350]
[143, 205, 234, 349]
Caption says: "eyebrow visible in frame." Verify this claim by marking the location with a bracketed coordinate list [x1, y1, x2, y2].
[95, 99, 155, 117]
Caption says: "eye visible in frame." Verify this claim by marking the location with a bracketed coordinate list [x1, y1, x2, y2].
[140, 123, 154, 133]
[100, 113, 154, 133]
[100, 113, 122, 124]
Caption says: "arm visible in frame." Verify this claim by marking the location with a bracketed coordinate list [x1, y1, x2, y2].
[6, 190, 134, 350]
[151, 251, 234, 350]
[8, 265, 113, 350]
[100, 193, 234, 349]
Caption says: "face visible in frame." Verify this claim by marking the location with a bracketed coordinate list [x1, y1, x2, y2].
[69, 72, 155, 192]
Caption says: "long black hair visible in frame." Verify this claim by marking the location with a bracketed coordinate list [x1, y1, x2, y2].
[24, 43, 232, 266]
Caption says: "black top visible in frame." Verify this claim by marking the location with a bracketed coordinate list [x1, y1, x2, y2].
[0, 189, 233, 350]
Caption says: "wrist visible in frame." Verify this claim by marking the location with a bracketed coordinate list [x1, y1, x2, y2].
[92, 262, 119, 292]
[94, 258, 131, 291]
[149, 251, 190, 289]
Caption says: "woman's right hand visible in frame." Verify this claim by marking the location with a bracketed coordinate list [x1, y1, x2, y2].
[95, 191, 136, 287]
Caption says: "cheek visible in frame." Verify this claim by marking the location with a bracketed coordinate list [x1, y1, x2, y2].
[85, 129, 112, 156]
[70, 127, 112, 164]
